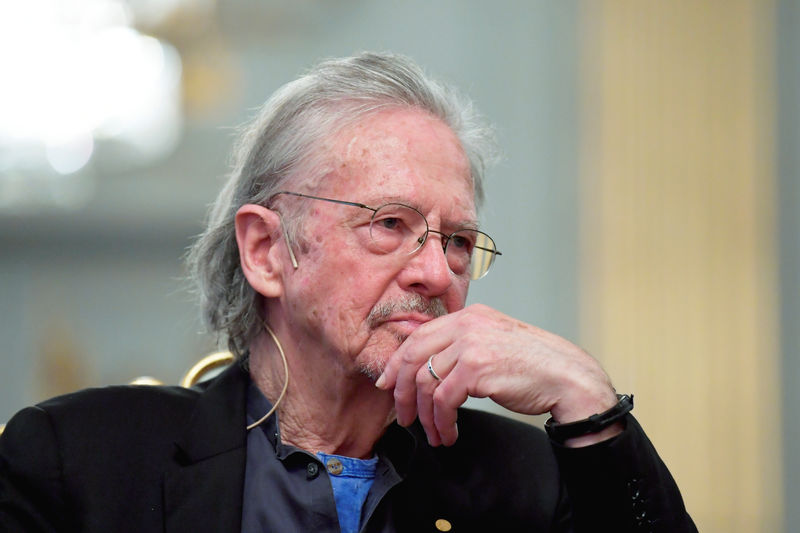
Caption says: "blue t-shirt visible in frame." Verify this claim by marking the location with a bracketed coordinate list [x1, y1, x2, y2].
[316, 451, 378, 533]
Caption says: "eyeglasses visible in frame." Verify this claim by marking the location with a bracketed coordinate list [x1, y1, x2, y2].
[269, 191, 501, 280]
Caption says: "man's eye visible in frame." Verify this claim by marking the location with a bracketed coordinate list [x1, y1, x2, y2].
[450, 235, 472, 249]
[379, 217, 401, 230]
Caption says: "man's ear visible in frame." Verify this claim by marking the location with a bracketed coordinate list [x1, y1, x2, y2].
[235, 204, 287, 298]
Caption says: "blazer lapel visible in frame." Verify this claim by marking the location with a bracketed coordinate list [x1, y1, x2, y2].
[164, 363, 249, 533]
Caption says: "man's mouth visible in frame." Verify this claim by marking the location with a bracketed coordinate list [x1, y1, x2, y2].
[379, 313, 434, 330]
[366, 294, 447, 330]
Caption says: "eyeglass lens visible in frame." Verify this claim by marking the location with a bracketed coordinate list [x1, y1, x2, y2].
[368, 204, 497, 280]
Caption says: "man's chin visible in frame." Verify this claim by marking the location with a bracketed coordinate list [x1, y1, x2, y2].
[357, 324, 414, 380]
[359, 360, 385, 381]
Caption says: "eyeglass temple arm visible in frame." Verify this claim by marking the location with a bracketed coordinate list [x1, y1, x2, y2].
[277, 214, 299, 269]
[269, 191, 380, 270]
[477, 247, 502, 256]
[270, 191, 375, 212]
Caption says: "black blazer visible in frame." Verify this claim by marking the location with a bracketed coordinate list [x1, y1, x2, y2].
[0, 364, 695, 532]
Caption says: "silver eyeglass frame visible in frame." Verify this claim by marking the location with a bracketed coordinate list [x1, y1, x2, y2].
[266, 190, 501, 279]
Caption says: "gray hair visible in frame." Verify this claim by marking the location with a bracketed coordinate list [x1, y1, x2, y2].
[186, 51, 498, 358]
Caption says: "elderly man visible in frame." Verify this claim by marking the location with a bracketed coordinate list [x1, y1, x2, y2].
[0, 53, 695, 532]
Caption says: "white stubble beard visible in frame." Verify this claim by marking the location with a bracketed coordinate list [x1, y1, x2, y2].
[359, 294, 448, 380]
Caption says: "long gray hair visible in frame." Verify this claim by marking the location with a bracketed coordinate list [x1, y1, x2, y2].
[186, 52, 498, 358]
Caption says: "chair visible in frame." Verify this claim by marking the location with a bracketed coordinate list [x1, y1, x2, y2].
[178, 351, 235, 387]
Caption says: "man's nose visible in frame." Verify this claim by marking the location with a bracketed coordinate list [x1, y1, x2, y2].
[397, 230, 453, 296]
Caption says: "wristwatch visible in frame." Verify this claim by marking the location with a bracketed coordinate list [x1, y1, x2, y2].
[544, 394, 633, 444]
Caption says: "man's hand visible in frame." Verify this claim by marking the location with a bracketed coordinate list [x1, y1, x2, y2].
[375, 304, 621, 447]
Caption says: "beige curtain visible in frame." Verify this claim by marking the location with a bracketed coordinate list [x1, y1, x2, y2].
[579, 1, 782, 531]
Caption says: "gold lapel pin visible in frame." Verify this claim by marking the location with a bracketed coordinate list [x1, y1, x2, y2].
[434, 518, 452, 531]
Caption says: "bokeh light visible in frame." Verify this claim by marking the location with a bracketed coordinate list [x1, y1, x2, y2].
[0, 0, 182, 197]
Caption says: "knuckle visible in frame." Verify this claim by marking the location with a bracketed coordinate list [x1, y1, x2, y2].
[465, 303, 489, 316]
[401, 349, 419, 365]
[462, 329, 481, 344]
[432, 385, 448, 405]
[461, 348, 490, 370]
[463, 314, 485, 330]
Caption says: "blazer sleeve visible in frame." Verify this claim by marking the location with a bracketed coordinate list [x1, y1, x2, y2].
[0, 406, 70, 533]
[551, 415, 697, 533]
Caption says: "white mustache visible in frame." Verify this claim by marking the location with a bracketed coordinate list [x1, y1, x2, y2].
[366, 294, 447, 329]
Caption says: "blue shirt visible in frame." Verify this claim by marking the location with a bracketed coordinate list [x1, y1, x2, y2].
[315, 451, 378, 533]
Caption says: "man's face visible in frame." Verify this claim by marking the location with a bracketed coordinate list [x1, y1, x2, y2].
[275, 108, 476, 378]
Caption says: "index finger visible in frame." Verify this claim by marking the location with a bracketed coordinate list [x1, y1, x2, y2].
[374, 314, 454, 391]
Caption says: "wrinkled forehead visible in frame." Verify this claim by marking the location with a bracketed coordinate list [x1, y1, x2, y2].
[314, 108, 477, 219]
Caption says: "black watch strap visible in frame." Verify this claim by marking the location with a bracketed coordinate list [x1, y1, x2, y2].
[544, 394, 633, 444]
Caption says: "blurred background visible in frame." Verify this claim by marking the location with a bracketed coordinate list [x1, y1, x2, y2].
[0, 1, 796, 530]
